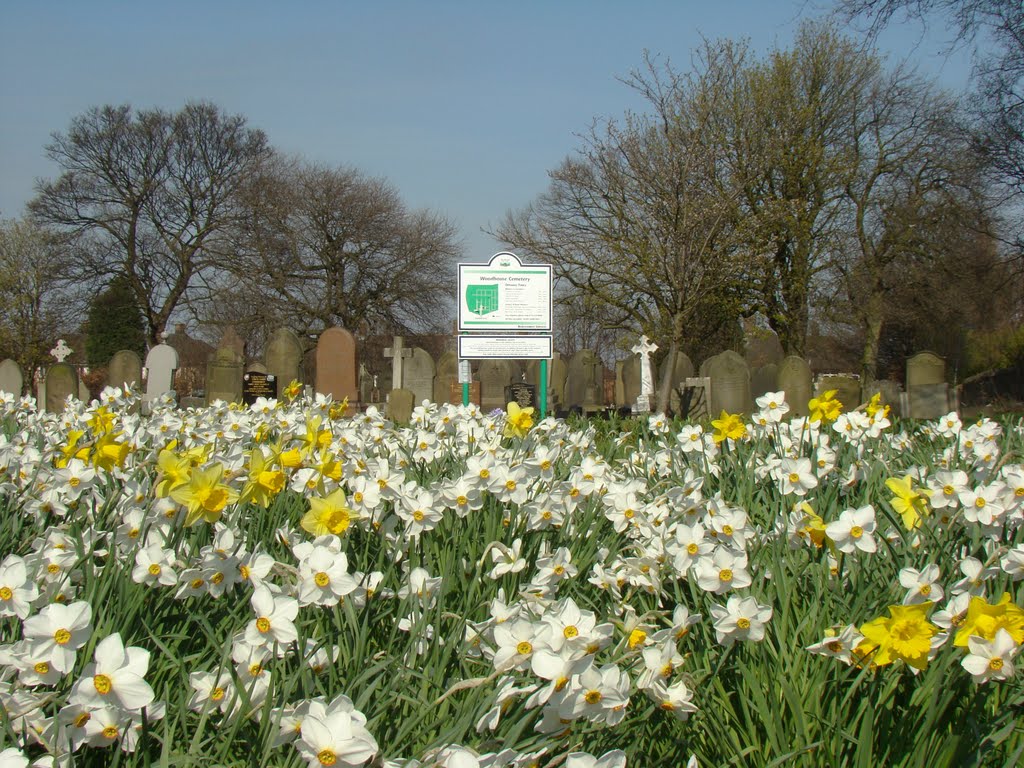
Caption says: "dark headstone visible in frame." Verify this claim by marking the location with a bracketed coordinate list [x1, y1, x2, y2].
[504, 382, 536, 410]
[243, 371, 277, 404]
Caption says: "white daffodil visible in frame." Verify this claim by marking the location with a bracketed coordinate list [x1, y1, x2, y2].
[824, 505, 877, 555]
[710, 595, 773, 646]
[69, 632, 154, 713]
[296, 707, 379, 768]
[0, 555, 39, 620]
[246, 585, 299, 648]
[22, 600, 92, 673]
[961, 628, 1019, 683]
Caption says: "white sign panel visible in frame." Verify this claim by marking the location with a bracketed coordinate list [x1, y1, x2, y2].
[459, 335, 553, 360]
[458, 252, 552, 332]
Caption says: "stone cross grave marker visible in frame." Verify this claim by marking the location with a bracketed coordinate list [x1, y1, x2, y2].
[50, 339, 72, 363]
[631, 335, 658, 413]
[384, 336, 413, 391]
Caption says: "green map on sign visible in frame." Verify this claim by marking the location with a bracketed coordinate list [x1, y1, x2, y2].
[466, 284, 499, 315]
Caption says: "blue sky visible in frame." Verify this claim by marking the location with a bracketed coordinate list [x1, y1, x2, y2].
[0, 1, 974, 261]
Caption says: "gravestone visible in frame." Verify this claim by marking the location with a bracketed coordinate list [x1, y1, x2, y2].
[450, 380, 481, 406]
[750, 363, 778, 399]
[243, 370, 277, 405]
[621, 356, 641, 408]
[384, 336, 413, 390]
[358, 364, 375, 405]
[505, 382, 537, 410]
[666, 352, 695, 414]
[206, 347, 244, 405]
[108, 350, 143, 391]
[315, 327, 358, 403]
[45, 364, 78, 413]
[745, 332, 785, 369]
[435, 351, 459, 405]
[565, 350, 603, 412]
[863, 379, 902, 418]
[478, 359, 514, 412]
[0, 359, 23, 396]
[405, 348, 435, 405]
[703, 350, 752, 415]
[631, 335, 658, 414]
[816, 374, 861, 413]
[906, 351, 950, 419]
[777, 355, 813, 419]
[386, 388, 415, 423]
[549, 353, 567, 409]
[614, 360, 627, 408]
[144, 341, 179, 406]
[906, 351, 946, 388]
[265, 328, 303, 387]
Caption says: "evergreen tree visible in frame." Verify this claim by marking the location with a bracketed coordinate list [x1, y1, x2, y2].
[85, 275, 146, 366]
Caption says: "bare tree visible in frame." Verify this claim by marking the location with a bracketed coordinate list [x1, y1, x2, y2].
[30, 102, 272, 346]
[207, 159, 460, 340]
[496, 50, 751, 413]
[0, 218, 75, 384]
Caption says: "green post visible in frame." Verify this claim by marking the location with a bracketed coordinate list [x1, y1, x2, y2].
[463, 381, 469, 407]
[540, 358, 548, 419]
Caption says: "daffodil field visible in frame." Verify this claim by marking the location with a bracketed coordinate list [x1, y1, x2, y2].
[1, 387, 1023, 768]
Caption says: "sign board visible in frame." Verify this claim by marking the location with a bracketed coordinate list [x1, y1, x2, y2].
[459, 335, 552, 360]
[458, 252, 552, 332]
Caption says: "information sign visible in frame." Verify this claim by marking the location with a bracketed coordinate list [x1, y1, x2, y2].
[458, 252, 552, 331]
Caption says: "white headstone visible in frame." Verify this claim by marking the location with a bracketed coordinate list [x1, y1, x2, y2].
[144, 343, 179, 404]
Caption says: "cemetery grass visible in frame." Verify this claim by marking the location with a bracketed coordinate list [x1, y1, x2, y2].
[0, 393, 1022, 767]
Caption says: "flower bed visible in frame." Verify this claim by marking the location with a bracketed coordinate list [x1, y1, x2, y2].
[0, 388, 1021, 767]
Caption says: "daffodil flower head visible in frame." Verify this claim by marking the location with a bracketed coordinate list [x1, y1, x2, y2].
[885, 475, 931, 530]
[503, 402, 535, 438]
[711, 411, 746, 445]
[302, 487, 360, 537]
[170, 462, 240, 526]
[808, 390, 842, 424]
[283, 379, 303, 401]
[857, 602, 938, 670]
[954, 592, 1024, 647]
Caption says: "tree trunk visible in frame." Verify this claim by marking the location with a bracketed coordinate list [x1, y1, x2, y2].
[655, 312, 685, 414]
[859, 291, 885, 384]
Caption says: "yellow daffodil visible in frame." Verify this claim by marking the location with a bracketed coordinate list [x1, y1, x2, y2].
[864, 392, 889, 418]
[503, 402, 535, 438]
[301, 487, 360, 536]
[954, 593, 1024, 647]
[55, 430, 89, 468]
[283, 379, 302, 401]
[711, 411, 746, 444]
[808, 390, 842, 424]
[857, 602, 938, 670]
[155, 448, 191, 498]
[240, 449, 286, 508]
[92, 432, 130, 472]
[86, 406, 117, 435]
[329, 397, 350, 420]
[796, 502, 827, 548]
[170, 462, 239, 526]
[885, 475, 931, 530]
